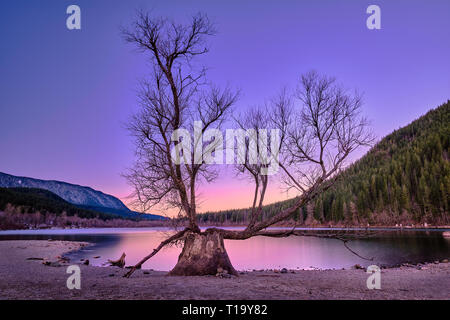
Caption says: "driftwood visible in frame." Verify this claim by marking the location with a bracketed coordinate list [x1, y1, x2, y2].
[108, 252, 126, 268]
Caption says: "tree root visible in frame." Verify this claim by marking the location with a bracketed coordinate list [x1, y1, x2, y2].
[168, 231, 238, 276]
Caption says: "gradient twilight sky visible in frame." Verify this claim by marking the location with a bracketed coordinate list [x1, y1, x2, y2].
[0, 0, 449, 214]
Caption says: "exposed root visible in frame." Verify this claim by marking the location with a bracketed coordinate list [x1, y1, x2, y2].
[168, 231, 238, 276]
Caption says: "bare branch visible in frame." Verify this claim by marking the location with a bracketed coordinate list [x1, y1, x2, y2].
[124, 228, 189, 278]
[233, 71, 373, 237]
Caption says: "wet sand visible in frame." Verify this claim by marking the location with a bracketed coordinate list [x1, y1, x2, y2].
[0, 240, 448, 300]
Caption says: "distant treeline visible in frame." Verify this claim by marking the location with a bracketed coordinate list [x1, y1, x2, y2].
[0, 206, 167, 230]
[198, 101, 450, 226]
[0, 187, 168, 229]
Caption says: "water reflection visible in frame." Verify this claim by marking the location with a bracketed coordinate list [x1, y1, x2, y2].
[0, 228, 448, 271]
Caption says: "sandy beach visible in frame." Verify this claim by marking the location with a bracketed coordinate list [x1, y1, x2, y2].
[0, 240, 448, 300]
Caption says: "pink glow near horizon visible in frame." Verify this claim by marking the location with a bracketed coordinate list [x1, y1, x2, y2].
[118, 150, 369, 216]
[121, 176, 295, 216]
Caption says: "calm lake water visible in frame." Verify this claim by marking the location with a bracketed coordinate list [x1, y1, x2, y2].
[0, 227, 449, 270]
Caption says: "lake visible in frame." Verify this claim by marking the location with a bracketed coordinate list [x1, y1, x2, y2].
[0, 227, 449, 270]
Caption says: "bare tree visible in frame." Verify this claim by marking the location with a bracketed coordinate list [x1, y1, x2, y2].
[123, 11, 373, 278]
[122, 11, 239, 276]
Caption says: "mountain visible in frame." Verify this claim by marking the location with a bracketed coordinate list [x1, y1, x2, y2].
[198, 101, 450, 225]
[0, 172, 128, 210]
[0, 172, 166, 221]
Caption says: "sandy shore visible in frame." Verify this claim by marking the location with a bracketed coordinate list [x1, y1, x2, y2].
[0, 240, 448, 300]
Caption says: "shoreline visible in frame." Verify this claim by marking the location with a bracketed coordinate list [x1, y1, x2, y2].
[0, 240, 448, 300]
[1, 224, 450, 233]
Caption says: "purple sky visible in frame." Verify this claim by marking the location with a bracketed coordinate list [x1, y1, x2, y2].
[1, 0, 449, 213]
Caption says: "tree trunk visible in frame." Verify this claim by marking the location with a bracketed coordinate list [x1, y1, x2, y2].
[168, 231, 238, 276]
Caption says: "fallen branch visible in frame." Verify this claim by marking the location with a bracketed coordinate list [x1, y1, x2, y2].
[342, 241, 373, 261]
[124, 228, 188, 278]
[108, 252, 126, 268]
[253, 229, 379, 261]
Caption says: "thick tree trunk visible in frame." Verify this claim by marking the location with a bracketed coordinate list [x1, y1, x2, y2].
[168, 231, 238, 276]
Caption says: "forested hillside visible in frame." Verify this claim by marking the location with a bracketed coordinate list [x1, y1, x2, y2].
[199, 101, 450, 226]
[0, 188, 168, 230]
[0, 187, 117, 220]
[0, 172, 130, 211]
